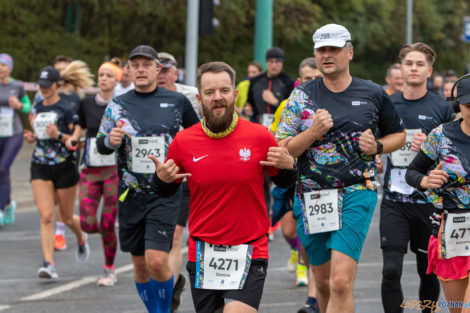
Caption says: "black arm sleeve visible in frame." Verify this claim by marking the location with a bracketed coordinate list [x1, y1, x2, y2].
[151, 173, 181, 197]
[96, 136, 116, 155]
[270, 168, 297, 189]
[405, 150, 436, 190]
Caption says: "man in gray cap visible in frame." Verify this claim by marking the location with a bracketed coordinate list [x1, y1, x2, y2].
[157, 52, 202, 118]
[96, 45, 199, 313]
[156, 51, 200, 312]
[276, 24, 406, 313]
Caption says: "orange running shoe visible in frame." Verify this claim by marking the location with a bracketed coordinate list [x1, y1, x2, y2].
[54, 234, 67, 251]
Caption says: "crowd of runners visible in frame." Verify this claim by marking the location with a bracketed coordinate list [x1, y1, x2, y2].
[0, 22, 469, 313]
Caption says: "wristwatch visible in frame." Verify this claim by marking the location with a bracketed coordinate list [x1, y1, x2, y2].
[57, 132, 63, 140]
[376, 140, 383, 154]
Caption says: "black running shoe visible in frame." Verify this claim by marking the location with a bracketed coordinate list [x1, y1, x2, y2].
[298, 304, 320, 313]
[170, 273, 187, 312]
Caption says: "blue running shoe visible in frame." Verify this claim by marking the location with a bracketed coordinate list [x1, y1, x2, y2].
[4, 200, 16, 225]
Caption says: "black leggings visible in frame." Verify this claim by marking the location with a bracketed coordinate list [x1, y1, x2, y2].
[381, 247, 440, 313]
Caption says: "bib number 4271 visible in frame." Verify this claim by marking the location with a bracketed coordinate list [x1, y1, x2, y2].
[195, 242, 252, 290]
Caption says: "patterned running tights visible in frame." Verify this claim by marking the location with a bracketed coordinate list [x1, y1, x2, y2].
[79, 166, 118, 267]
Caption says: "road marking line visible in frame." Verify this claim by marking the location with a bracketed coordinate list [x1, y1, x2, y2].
[20, 246, 188, 302]
[0, 305, 10, 311]
[21, 277, 97, 301]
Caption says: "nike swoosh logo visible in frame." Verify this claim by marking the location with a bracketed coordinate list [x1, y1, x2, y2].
[193, 155, 208, 162]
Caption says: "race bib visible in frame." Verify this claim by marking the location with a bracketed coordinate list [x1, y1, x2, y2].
[390, 129, 421, 167]
[390, 168, 415, 195]
[33, 112, 58, 140]
[129, 136, 165, 174]
[0, 107, 14, 137]
[261, 113, 274, 128]
[440, 212, 470, 259]
[85, 137, 116, 167]
[302, 189, 342, 234]
[195, 242, 252, 290]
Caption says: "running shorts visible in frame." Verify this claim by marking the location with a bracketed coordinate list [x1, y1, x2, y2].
[294, 189, 377, 265]
[427, 235, 470, 281]
[380, 199, 435, 254]
[186, 259, 268, 313]
[118, 187, 181, 256]
[30, 159, 79, 189]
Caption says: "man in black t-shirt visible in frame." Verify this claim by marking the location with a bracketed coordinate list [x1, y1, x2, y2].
[96, 45, 199, 313]
[276, 24, 406, 313]
[380, 43, 454, 313]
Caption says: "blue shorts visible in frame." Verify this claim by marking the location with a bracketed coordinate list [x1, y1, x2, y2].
[293, 189, 377, 265]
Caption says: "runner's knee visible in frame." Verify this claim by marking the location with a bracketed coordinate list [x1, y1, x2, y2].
[382, 248, 404, 290]
[330, 272, 354, 296]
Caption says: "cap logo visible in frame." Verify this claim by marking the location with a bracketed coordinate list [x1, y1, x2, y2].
[320, 33, 332, 39]
[40, 71, 48, 79]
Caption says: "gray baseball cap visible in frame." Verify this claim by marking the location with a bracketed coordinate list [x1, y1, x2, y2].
[157, 52, 177, 68]
[313, 24, 351, 49]
[128, 45, 158, 60]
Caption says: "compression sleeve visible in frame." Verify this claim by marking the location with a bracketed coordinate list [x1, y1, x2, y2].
[151, 174, 180, 197]
[19, 94, 31, 114]
[405, 150, 435, 190]
[271, 168, 297, 189]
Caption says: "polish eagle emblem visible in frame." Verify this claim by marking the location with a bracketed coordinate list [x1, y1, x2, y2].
[239, 148, 251, 161]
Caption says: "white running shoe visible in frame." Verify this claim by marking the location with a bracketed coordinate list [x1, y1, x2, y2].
[97, 268, 117, 287]
[38, 263, 58, 279]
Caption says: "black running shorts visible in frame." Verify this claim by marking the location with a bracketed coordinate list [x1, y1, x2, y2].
[380, 199, 435, 254]
[30, 159, 79, 189]
[118, 187, 181, 256]
[187, 259, 268, 313]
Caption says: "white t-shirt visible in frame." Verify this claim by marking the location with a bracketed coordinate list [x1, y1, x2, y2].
[114, 82, 134, 97]
[175, 83, 201, 119]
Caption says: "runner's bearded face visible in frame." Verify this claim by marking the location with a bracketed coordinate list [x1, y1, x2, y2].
[129, 57, 159, 92]
[314, 45, 352, 78]
[200, 71, 236, 132]
[98, 68, 118, 92]
[401, 51, 432, 87]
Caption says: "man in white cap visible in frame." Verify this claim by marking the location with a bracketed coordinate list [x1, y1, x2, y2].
[276, 24, 406, 313]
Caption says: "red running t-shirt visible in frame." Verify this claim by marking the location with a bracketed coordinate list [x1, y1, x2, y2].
[166, 119, 279, 262]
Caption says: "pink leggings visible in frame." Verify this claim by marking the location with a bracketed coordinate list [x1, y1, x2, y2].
[79, 166, 118, 267]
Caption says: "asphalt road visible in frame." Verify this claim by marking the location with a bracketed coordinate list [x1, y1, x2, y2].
[0, 145, 450, 313]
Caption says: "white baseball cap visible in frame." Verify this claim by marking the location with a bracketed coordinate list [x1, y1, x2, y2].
[313, 24, 351, 49]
